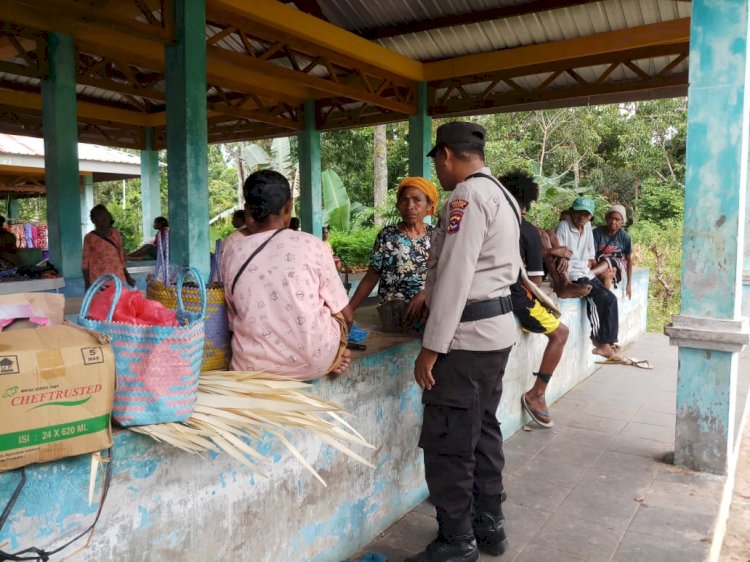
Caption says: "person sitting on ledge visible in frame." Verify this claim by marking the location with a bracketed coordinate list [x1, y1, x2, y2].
[221, 170, 353, 380]
[591, 204, 633, 298]
[555, 197, 619, 358]
[128, 216, 169, 261]
[348, 176, 438, 331]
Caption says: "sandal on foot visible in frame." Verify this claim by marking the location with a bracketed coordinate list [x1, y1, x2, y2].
[521, 394, 554, 428]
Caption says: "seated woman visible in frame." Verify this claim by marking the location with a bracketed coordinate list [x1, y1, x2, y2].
[0, 216, 18, 265]
[348, 177, 438, 330]
[591, 205, 633, 298]
[82, 204, 135, 289]
[221, 170, 353, 380]
[128, 216, 169, 261]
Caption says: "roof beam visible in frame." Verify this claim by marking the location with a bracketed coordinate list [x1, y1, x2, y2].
[206, 46, 415, 115]
[433, 74, 688, 117]
[0, 89, 165, 127]
[3, 0, 310, 105]
[424, 18, 691, 81]
[359, 0, 602, 41]
[207, 0, 424, 81]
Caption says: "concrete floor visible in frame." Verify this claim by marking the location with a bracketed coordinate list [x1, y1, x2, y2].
[349, 333, 741, 562]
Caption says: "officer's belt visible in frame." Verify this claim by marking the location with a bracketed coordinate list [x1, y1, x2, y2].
[460, 295, 513, 322]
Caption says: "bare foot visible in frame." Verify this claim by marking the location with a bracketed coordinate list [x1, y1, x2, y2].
[556, 283, 592, 299]
[331, 348, 352, 375]
[601, 268, 615, 289]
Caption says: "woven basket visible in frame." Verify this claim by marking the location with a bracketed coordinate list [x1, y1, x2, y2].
[147, 280, 230, 371]
[147, 232, 230, 371]
[80, 270, 206, 426]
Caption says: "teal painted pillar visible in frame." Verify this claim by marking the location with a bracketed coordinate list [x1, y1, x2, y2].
[165, 0, 209, 275]
[7, 198, 20, 219]
[408, 82, 432, 180]
[298, 100, 323, 237]
[141, 127, 161, 243]
[41, 33, 82, 278]
[665, 0, 750, 474]
[80, 174, 94, 242]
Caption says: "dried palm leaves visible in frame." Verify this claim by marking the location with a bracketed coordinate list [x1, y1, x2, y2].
[129, 371, 375, 486]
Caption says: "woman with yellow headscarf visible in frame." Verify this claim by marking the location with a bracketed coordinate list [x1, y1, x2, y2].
[348, 176, 439, 330]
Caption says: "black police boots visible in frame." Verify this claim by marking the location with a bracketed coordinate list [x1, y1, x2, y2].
[404, 512, 479, 562]
[472, 492, 508, 556]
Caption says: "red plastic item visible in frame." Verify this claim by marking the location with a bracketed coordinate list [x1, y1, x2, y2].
[87, 285, 178, 327]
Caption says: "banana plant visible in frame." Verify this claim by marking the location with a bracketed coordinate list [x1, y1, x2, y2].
[322, 169, 351, 232]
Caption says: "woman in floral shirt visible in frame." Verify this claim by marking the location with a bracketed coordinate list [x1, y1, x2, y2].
[349, 177, 438, 330]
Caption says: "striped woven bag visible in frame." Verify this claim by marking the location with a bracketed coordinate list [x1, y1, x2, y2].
[80, 269, 206, 426]
[146, 232, 230, 371]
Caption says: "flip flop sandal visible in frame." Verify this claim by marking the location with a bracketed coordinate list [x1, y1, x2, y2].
[521, 394, 554, 428]
[595, 355, 653, 369]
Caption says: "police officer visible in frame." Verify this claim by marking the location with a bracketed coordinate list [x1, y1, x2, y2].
[407, 122, 521, 562]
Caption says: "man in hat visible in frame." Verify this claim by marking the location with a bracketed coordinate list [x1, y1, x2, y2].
[555, 197, 619, 358]
[408, 121, 521, 562]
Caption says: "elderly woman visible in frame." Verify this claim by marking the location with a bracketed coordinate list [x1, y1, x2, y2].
[592, 204, 633, 298]
[82, 204, 135, 289]
[348, 177, 438, 329]
[221, 170, 353, 380]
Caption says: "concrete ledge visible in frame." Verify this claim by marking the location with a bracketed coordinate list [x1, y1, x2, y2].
[665, 315, 750, 352]
[0, 269, 649, 561]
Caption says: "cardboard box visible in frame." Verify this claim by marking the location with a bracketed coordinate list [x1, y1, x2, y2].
[0, 292, 65, 331]
[0, 323, 115, 472]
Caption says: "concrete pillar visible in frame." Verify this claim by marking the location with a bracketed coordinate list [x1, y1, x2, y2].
[41, 32, 82, 278]
[408, 82, 432, 180]
[141, 127, 161, 244]
[7, 197, 19, 219]
[298, 100, 323, 237]
[165, 0, 209, 275]
[665, 0, 750, 474]
[80, 174, 94, 243]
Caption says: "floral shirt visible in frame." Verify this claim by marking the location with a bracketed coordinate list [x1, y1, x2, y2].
[370, 224, 434, 304]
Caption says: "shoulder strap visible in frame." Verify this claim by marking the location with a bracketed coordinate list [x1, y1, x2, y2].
[90, 230, 119, 251]
[230, 228, 285, 296]
[466, 172, 522, 226]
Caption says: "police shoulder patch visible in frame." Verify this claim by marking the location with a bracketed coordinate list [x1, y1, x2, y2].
[446, 199, 469, 234]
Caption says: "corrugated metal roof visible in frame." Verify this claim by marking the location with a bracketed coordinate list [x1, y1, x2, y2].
[319, 0, 690, 62]
[0, 133, 140, 164]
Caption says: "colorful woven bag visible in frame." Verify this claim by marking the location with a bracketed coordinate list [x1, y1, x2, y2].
[80, 269, 206, 426]
[146, 233, 230, 371]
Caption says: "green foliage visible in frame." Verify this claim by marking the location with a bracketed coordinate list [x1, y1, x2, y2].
[637, 178, 684, 223]
[11, 197, 46, 223]
[322, 128, 374, 206]
[322, 169, 351, 231]
[328, 227, 379, 266]
[629, 218, 683, 332]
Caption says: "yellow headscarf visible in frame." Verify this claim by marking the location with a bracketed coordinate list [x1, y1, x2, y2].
[397, 177, 439, 216]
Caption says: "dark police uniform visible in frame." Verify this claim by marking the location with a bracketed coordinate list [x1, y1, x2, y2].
[421, 165, 521, 525]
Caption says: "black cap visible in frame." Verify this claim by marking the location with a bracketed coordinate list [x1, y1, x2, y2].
[427, 121, 486, 157]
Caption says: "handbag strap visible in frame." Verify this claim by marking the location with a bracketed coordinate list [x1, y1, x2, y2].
[0, 450, 113, 562]
[230, 228, 285, 296]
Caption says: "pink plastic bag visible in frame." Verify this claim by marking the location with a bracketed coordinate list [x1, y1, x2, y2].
[88, 286, 178, 327]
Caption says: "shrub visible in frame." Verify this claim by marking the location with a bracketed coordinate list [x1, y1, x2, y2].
[629, 218, 683, 332]
[329, 227, 379, 267]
